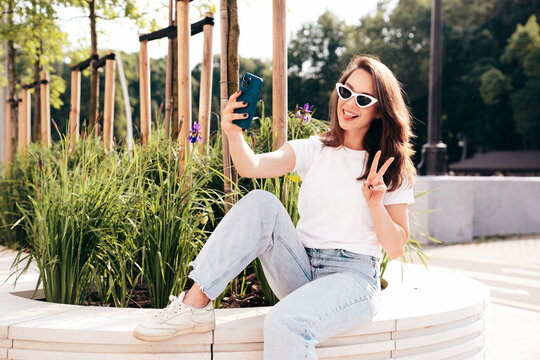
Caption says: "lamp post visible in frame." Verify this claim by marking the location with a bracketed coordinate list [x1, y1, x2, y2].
[419, 0, 448, 175]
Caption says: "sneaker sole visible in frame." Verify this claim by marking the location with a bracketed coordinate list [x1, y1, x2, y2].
[133, 321, 215, 342]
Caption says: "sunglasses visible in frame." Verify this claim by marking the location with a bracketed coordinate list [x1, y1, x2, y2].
[335, 83, 378, 108]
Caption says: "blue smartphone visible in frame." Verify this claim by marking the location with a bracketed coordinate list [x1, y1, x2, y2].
[233, 72, 263, 130]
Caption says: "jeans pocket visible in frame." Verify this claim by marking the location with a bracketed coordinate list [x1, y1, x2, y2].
[339, 249, 375, 264]
[339, 249, 363, 259]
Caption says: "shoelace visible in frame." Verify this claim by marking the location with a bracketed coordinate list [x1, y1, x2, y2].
[154, 295, 185, 322]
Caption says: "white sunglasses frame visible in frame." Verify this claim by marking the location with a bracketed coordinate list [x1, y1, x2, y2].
[335, 83, 378, 108]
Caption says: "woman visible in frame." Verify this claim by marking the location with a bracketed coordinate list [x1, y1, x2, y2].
[134, 54, 416, 359]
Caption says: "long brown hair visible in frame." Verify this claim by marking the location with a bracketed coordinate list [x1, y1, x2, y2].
[321, 55, 416, 191]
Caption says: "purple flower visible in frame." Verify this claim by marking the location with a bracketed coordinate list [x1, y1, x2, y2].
[295, 105, 302, 119]
[188, 121, 203, 144]
[295, 103, 315, 124]
[301, 103, 315, 113]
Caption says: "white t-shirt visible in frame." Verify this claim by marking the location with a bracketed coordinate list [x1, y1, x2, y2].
[287, 135, 415, 258]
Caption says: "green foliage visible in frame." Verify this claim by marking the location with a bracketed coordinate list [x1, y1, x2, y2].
[442, 0, 507, 30]
[0, 151, 38, 249]
[509, 79, 540, 147]
[438, 0, 539, 156]
[1, 0, 167, 144]
[0, 0, 68, 107]
[194, 0, 217, 17]
[479, 67, 512, 105]
[137, 139, 224, 308]
[11, 136, 128, 304]
[8, 128, 226, 307]
[502, 15, 540, 73]
[501, 15, 540, 148]
[0, 140, 73, 249]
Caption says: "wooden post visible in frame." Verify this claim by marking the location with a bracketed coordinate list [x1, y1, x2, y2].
[177, 0, 191, 170]
[69, 70, 81, 150]
[220, 0, 234, 206]
[17, 89, 31, 154]
[164, 0, 174, 139]
[103, 51, 116, 152]
[139, 39, 151, 146]
[199, 12, 214, 154]
[272, 0, 287, 149]
[40, 70, 51, 147]
[226, 0, 240, 196]
[171, 30, 180, 142]
[5, 100, 13, 164]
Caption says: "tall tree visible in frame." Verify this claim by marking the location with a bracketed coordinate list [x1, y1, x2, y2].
[344, 0, 539, 162]
[4, 0, 18, 159]
[21, 0, 67, 141]
[1, 0, 68, 144]
[500, 15, 540, 148]
[440, 0, 538, 158]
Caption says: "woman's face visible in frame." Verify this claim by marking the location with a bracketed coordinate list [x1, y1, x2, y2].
[336, 69, 380, 140]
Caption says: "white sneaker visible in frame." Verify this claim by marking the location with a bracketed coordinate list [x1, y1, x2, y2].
[133, 291, 215, 341]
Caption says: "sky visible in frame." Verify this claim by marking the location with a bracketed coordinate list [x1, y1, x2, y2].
[57, 0, 383, 68]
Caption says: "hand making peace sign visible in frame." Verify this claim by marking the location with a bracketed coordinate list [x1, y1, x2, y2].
[362, 150, 395, 207]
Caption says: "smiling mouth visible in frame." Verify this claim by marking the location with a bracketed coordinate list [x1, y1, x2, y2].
[342, 109, 358, 121]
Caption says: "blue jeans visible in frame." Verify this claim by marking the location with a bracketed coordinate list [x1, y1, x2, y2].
[189, 190, 381, 360]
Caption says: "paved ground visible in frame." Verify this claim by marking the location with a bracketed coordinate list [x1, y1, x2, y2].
[401, 234, 540, 360]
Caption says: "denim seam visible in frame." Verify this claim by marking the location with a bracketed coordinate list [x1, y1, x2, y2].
[274, 233, 311, 281]
[270, 196, 311, 282]
[339, 249, 375, 263]
[300, 327, 314, 360]
[199, 233, 273, 295]
[309, 294, 373, 329]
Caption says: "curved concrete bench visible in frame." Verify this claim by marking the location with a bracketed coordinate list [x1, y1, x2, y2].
[0, 248, 489, 359]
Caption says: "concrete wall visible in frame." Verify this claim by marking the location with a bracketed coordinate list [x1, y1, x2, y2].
[411, 176, 540, 245]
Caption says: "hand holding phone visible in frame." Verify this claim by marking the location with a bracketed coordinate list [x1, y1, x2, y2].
[233, 72, 263, 130]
